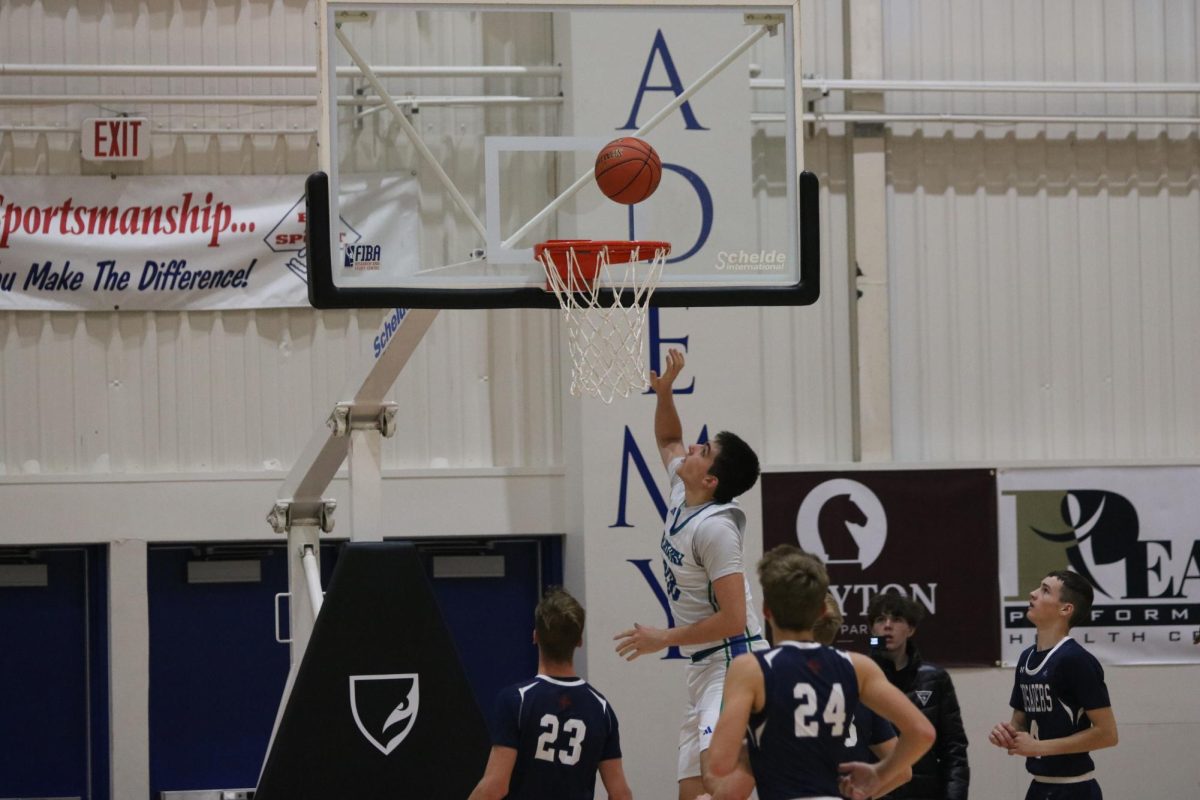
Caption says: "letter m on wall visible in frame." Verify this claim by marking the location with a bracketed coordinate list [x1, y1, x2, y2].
[611, 425, 709, 528]
[612, 427, 667, 528]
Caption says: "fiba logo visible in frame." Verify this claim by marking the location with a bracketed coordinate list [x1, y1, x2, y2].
[795, 479, 887, 568]
[345, 243, 382, 271]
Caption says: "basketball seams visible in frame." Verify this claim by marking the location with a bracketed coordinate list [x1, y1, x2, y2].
[615, 137, 654, 159]
[597, 158, 651, 202]
[611, 162, 652, 204]
[594, 136, 661, 204]
[595, 156, 650, 182]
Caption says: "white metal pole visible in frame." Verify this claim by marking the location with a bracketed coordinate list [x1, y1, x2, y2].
[0, 63, 562, 79]
[800, 78, 1200, 94]
[0, 94, 561, 107]
[750, 111, 1200, 126]
[349, 429, 384, 543]
[286, 526, 322, 662]
[335, 26, 489, 240]
[301, 545, 324, 615]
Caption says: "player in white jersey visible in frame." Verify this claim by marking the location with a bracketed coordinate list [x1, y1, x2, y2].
[614, 348, 766, 800]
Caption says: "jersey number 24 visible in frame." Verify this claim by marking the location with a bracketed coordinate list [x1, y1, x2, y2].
[794, 681, 846, 737]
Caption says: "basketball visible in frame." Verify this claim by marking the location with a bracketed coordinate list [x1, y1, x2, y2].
[594, 137, 662, 205]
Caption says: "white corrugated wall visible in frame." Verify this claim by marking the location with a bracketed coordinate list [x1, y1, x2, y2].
[0, 1, 562, 474]
[3, 2, 1199, 799]
[883, 0, 1200, 461]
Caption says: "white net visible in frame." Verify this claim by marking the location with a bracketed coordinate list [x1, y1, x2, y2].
[538, 242, 668, 403]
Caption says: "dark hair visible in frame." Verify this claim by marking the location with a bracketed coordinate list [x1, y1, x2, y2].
[811, 592, 844, 646]
[866, 590, 926, 628]
[1047, 570, 1094, 629]
[535, 587, 585, 662]
[709, 431, 760, 504]
[758, 545, 829, 631]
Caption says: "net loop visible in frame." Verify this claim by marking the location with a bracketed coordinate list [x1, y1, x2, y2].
[535, 240, 670, 403]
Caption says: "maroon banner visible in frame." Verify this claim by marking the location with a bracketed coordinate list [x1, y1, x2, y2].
[762, 469, 1000, 667]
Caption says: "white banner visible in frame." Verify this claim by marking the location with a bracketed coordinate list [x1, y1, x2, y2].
[998, 466, 1200, 665]
[0, 174, 417, 311]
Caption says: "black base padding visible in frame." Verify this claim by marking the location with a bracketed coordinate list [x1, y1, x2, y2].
[256, 542, 491, 799]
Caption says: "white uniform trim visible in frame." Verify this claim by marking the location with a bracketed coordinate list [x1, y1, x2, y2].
[1032, 772, 1096, 784]
[1019, 636, 1072, 676]
[661, 456, 763, 660]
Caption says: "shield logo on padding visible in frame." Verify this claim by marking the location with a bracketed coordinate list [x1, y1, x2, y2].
[349, 673, 420, 755]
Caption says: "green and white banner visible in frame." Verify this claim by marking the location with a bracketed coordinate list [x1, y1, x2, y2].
[999, 466, 1200, 665]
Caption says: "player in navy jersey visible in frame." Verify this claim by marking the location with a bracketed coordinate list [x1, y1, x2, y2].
[703, 546, 934, 800]
[469, 588, 632, 800]
[812, 593, 912, 798]
[989, 571, 1118, 800]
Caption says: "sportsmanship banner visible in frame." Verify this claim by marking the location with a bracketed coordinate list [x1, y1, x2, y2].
[0, 174, 417, 311]
[763, 469, 1000, 667]
[999, 466, 1200, 665]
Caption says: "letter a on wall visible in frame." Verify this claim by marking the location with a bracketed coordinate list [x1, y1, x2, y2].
[256, 543, 490, 799]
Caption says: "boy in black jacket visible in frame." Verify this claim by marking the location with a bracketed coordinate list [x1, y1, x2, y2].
[868, 591, 970, 800]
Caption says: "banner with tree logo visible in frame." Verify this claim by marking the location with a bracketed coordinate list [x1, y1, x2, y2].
[999, 466, 1200, 665]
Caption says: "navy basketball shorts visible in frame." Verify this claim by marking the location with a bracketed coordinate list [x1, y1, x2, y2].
[1024, 778, 1102, 800]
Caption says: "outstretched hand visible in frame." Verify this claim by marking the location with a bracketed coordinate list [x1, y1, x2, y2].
[649, 347, 685, 394]
[613, 623, 670, 661]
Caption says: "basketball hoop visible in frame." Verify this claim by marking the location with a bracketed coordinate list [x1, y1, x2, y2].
[535, 240, 670, 403]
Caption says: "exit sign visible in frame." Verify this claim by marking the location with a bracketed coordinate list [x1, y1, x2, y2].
[82, 117, 150, 162]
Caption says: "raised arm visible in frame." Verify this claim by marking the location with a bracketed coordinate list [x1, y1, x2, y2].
[650, 347, 686, 469]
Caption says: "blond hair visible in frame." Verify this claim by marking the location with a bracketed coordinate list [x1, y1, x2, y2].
[758, 545, 829, 631]
[535, 588, 585, 662]
[811, 592, 844, 646]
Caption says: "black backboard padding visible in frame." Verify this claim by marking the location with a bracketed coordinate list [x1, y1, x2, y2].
[256, 542, 490, 800]
[304, 170, 820, 309]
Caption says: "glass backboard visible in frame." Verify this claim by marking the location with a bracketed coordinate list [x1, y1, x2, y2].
[307, 0, 818, 309]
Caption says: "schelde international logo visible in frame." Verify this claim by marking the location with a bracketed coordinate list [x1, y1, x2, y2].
[349, 673, 420, 755]
[796, 479, 887, 569]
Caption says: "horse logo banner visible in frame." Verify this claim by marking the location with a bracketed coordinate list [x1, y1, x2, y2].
[763, 469, 1000, 667]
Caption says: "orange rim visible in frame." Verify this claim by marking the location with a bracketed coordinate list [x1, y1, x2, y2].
[535, 240, 671, 287]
